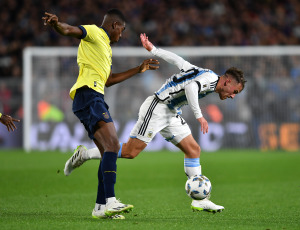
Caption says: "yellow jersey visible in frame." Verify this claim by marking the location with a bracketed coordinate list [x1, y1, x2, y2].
[69, 25, 112, 100]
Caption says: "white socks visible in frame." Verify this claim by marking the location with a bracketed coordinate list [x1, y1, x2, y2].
[85, 147, 101, 160]
[184, 158, 202, 178]
[95, 203, 105, 211]
[84, 142, 123, 160]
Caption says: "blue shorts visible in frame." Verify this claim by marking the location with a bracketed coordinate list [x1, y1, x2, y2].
[72, 87, 113, 140]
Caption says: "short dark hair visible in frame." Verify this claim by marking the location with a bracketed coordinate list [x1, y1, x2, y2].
[106, 9, 126, 23]
[225, 67, 247, 89]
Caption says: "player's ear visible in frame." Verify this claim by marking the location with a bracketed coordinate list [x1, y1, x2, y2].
[225, 78, 231, 85]
[112, 21, 118, 29]
[223, 76, 228, 86]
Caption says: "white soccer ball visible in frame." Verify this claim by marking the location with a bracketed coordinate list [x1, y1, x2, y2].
[185, 175, 212, 200]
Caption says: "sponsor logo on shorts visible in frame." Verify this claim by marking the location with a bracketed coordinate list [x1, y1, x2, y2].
[103, 112, 110, 119]
[147, 131, 153, 138]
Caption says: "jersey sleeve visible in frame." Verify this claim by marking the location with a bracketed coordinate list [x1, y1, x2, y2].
[185, 81, 203, 119]
[78, 25, 95, 42]
[151, 46, 195, 71]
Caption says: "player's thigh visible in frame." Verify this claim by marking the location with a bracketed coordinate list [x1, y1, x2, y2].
[130, 96, 171, 143]
[160, 115, 191, 144]
[94, 120, 120, 153]
[159, 115, 200, 157]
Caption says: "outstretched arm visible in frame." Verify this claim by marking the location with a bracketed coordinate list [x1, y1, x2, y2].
[185, 83, 208, 134]
[42, 12, 83, 39]
[0, 113, 20, 132]
[140, 33, 192, 71]
[105, 59, 159, 87]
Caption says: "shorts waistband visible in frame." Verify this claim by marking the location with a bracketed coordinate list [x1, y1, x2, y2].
[76, 86, 104, 98]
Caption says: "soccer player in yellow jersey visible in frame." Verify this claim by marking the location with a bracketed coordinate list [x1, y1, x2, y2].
[0, 113, 20, 132]
[43, 9, 159, 220]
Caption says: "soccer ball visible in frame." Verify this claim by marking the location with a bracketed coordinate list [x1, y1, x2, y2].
[185, 175, 212, 200]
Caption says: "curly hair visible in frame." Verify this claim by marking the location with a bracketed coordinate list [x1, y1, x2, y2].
[225, 67, 247, 89]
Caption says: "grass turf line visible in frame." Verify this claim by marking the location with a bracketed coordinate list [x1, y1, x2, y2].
[0, 149, 299, 230]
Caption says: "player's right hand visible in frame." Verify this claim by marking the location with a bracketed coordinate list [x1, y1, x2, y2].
[138, 58, 159, 73]
[140, 33, 154, 52]
[0, 115, 20, 132]
[42, 12, 58, 26]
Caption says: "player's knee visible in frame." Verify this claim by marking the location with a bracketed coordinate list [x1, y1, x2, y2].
[122, 150, 138, 159]
[105, 139, 120, 153]
[121, 140, 144, 159]
[126, 153, 137, 159]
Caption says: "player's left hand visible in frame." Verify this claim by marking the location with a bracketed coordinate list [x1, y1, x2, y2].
[138, 59, 159, 73]
[197, 117, 208, 134]
[140, 33, 154, 51]
[0, 115, 20, 132]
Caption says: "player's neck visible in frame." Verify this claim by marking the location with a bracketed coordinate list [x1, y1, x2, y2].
[215, 77, 223, 93]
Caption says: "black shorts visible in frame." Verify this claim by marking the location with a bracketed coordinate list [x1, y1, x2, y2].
[72, 87, 113, 139]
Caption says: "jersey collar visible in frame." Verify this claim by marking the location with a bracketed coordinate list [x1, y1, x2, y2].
[214, 76, 220, 91]
[99, 27, 110, 42]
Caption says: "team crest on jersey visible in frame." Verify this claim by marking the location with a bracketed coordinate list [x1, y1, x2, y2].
[147, 131, 153, 138]
[103, 112, 109, 119]
[94, 81, 97, 87]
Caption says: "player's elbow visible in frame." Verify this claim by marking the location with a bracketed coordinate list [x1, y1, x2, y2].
[129, 154, 137, 159]
[105, 79, 115, 87]
[105, 82, 112, 87]
[59, 29, 74, 37]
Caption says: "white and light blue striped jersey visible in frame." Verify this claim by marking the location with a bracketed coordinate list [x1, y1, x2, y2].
[150, 46, 219, 114]
[155, 67, 219, 105]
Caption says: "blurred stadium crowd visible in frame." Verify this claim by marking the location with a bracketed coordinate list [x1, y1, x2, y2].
[0, 0, 300, 130]
[2, 0, 300, 77]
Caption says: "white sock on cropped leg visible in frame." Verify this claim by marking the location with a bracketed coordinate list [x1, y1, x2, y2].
[95, 203, 105, 211]
[85, 142, 123, 160]
[85, 148, 101, 160]
[184, 158, 201, 178]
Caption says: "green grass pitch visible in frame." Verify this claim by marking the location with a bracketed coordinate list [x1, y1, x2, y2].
[0, 149, 299, 230]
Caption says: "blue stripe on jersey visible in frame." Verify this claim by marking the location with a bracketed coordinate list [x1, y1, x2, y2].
[169, 94, 187, 108]
[156, 81, 177, 95]
[156, 69, 215, 96]
[184, 158, 200, 167]
[167, 91, 214, 110]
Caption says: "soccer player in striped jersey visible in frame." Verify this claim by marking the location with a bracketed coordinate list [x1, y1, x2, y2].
[43, 11, 159, 220]
[64, 33, 246, 213]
